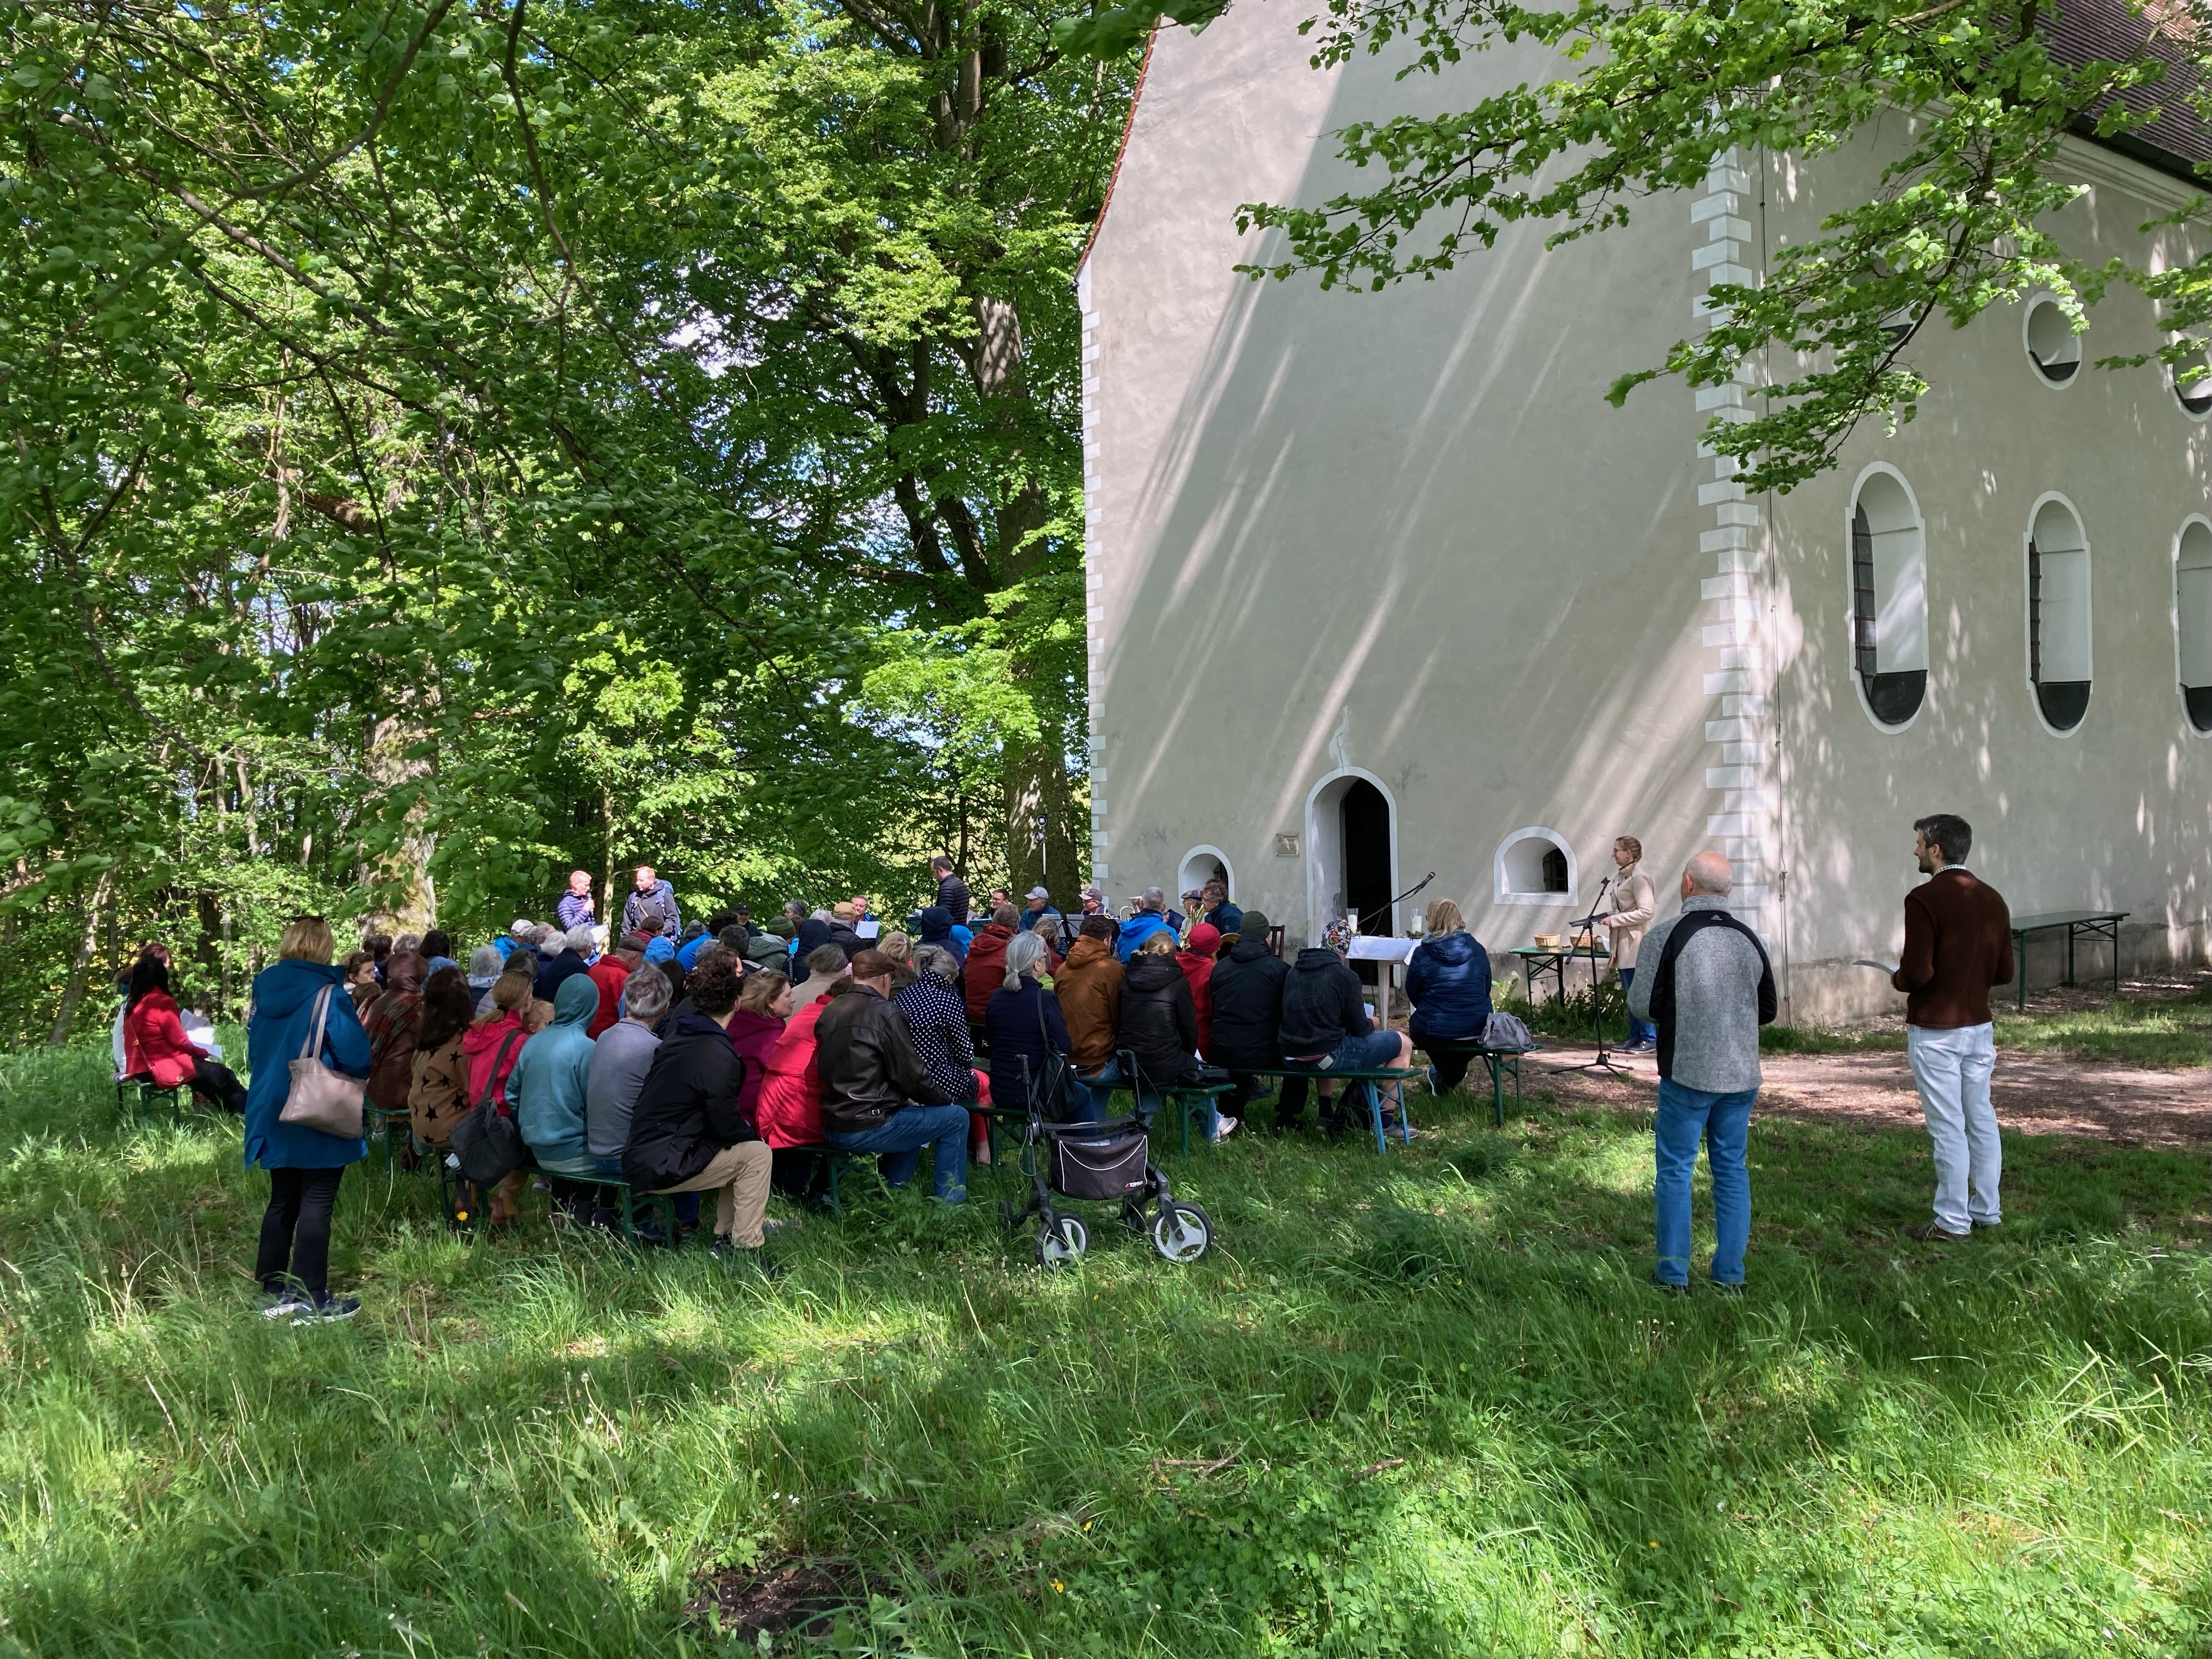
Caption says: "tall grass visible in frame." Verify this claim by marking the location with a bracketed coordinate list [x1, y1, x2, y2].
[1, 1042, 2209, 1654]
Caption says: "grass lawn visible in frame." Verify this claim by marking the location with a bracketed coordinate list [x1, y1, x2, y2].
[3, 1042, 2210, 1656]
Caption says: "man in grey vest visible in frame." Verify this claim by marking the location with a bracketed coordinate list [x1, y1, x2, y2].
[1626, 851, 1778, 1291]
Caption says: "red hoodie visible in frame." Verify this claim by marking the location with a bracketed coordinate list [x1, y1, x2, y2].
[962, 923, 1015, 1024]
[461, 1014, 530, 1113]
[755, 994, 832, 1147]
[1176, 923, 1222, 1057]
[724, 1006, 785, 1130]
[585, 956, 630, 1040]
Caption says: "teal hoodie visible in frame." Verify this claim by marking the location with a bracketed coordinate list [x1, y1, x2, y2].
[511, 973, 600, 1170]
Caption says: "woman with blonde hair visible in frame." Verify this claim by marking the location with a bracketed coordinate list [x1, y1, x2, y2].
[244, 915, 372, 1323]
[1406, 896, 1492, 1096]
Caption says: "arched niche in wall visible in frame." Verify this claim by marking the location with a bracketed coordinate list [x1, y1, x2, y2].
[2178, 517, 2212, 733]
[1494, 827, 1577, 906]
[1176, 845, 1234, 902]
[2025, 495, 2093, 734]
[1846, 464, 1929, 729]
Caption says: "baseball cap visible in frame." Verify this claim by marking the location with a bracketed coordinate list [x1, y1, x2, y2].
[510, 918, 534, 937]
[619, 931, 654, 951]
[1026, 886, 1050, 900]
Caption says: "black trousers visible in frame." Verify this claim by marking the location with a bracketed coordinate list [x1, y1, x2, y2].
[1408, 1022, 1477, 1091]
[256, 1166, 344, 1300]
[191, 1058, 247, 1113]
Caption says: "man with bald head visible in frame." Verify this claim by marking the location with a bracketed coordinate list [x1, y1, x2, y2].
[1626, 851, 1778, 1292]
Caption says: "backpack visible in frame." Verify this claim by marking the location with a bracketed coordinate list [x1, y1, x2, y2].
[448, 1028, 526, 1186]
[1481, 1011, 1534, 1051]
[1028, 988, 1079, 1122]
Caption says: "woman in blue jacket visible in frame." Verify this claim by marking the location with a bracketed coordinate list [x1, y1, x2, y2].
[245, 916, 371, 1323]
[1404, 898, 1494, 1096]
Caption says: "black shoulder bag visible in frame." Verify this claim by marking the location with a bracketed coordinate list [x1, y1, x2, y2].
[1031, 986, 1077, 1121]
[449, 1028, 526, 1186]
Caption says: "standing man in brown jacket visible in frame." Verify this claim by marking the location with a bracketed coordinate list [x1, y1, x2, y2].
[1892, 814, 2014, 1242]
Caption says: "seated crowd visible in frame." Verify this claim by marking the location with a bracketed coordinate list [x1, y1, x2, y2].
[131, 864, 1498, 1319]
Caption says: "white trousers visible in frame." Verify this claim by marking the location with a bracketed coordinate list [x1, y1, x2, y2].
[1906, 1022, 2000, 1234]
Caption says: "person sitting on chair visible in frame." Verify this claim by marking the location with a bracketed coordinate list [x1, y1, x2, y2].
[622, 955, 775, 1268]
[1115, 932, 1235, 1144]
[1057, 914, 1124, 1116]
[1404, 899, 1493, 1096]
[815, 949, 970, 1204]
[122, 956, 248, 1113]
[897, 945, 982, 1105]
[1279, 936, 1413, 1137]
[986, 933, 1073, 1122]
[510, 973, 604, 1224]
[1206, 909, 1310, 1132]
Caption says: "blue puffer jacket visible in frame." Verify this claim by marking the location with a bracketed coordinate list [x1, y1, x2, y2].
[1115, 912, 1175, 963]
[1404, 930, 1494, 1042]
[244, 957, 371, 1171]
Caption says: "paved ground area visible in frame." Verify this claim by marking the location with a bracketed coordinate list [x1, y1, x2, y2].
[1531, 1042, 2211, 1147]
[1517, 970, 2212, 1148]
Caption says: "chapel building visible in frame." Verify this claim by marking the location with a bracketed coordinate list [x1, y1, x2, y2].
[1077, 2, 2212, 1018]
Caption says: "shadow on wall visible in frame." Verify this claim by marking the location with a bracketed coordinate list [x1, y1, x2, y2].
[1096, 22, 1726, 951]
[1095, 40, 2212, 1000]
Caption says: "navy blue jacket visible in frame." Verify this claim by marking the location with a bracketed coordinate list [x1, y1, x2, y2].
[986, 977, 1071, 1115]
[1404, 930, 1493, 1041]
[535, 947, 591, 1005]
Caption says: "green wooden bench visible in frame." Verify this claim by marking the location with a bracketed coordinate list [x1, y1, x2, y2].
[366, 1104, 412, 1171]
[1408, 1039, 1543, 1127]
[1220, 1065, 1423, 1154]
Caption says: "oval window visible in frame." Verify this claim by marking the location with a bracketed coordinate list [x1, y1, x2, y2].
[1848, 470, 1929, 727]
[2179, 520, 2212, 731]
[2024, 296, 2081, 387]
[2175, 344, 2212, 417]
[2027, 499, 2093, 732]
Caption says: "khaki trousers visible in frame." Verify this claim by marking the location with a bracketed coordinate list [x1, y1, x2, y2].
[651, 1141, 772, 1246]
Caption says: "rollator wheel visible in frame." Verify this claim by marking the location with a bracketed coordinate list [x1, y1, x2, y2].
[1150, 1200, 1211, 1264]
[1035, 1214, 1088, 1269]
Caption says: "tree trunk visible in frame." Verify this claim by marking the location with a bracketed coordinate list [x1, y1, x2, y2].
[47, 867, 115, 1047]
[360, 712, 437, 932]
[1003, 733, 1082, 913]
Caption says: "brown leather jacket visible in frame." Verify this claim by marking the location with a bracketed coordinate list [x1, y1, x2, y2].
[1053, 934, 1125, 1073]
[814, 983, 940, 1132]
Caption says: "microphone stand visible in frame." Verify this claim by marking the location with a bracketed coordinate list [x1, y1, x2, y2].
[1547, 873, 1633, 1076]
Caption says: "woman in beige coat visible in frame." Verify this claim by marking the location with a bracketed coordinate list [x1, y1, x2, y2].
[1601, 837, 1659, 1051]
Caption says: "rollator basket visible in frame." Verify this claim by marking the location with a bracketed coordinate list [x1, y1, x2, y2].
[1047, 1120, 1150, 1200]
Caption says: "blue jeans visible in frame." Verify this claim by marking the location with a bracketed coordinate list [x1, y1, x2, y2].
[824, 1104, 970, 1202]
[1617, 967, 1657, 1047]
[1653, 1079, 1756, 1286]
[1078, 1059, 1217, 1140]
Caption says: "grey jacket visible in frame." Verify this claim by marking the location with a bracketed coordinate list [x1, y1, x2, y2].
[1625, 895, 1775, 1093]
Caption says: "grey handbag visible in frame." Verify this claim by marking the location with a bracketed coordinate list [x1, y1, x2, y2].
[278, 984, 368, 1137]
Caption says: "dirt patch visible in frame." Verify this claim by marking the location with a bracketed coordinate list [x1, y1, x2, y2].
[687, 1556, 874, 1640]
[1526, 1037, 2212, 1147]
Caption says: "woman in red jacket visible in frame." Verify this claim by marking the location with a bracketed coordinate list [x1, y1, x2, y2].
[122, 958, 246, 1112]
[755, 978, 839, 1209]
[1175, 923, 1222, 1059]
[459, 970, 534, 1223]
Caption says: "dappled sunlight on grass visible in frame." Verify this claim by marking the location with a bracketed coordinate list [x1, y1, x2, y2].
[0, 1045, 2209, 1652]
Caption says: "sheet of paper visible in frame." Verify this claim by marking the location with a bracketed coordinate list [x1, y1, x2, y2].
[855, 919, 881, 940]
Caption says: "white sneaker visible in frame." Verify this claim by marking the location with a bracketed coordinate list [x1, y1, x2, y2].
[1212, 1115, 1239, 1144]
